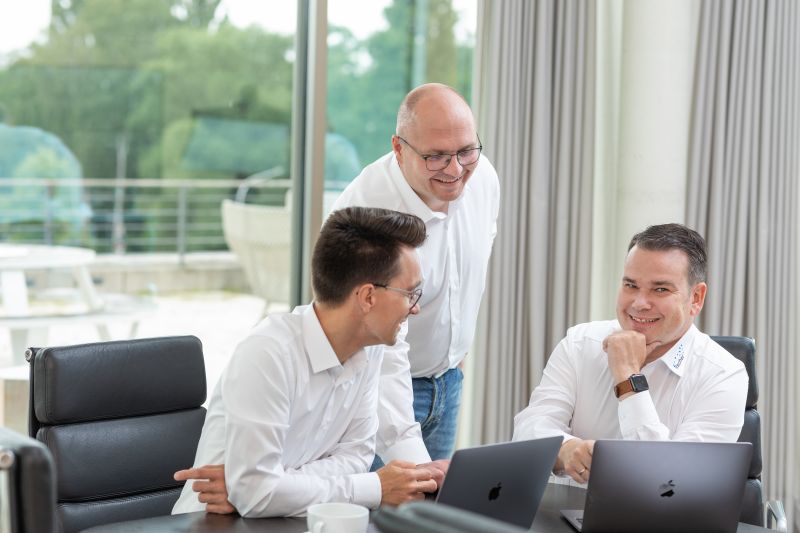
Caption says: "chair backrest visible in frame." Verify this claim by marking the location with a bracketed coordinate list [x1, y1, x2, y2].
[0, 427, 57, 533]
[710, 335, 763, 527]
[221, 198, 291, 309]
[27, 336, 207, 533]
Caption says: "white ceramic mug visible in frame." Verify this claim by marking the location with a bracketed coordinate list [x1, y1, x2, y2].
[306, 502, 369, 533]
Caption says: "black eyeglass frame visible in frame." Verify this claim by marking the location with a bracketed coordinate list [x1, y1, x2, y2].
[396, 135, 483, 171]
[373, 283, 423, 309]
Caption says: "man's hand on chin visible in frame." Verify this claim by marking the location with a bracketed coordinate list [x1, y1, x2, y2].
[603, 330, 647, 384]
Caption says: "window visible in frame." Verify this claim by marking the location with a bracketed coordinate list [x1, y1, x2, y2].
[324, 0, 477, 212]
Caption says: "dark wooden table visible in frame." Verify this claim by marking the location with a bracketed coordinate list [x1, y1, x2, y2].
[83, 483, 773, 532]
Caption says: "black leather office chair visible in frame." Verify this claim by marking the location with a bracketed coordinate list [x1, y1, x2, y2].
[26, 336, 207, 533]
[711, 336, 786, 530]
[0, 427, 58, 533]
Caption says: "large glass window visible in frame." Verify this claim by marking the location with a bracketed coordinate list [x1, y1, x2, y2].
[324, 0, 477, 212]
[0, 0, 297, 253]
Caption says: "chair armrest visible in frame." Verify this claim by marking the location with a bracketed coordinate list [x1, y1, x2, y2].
[765, 499, 786, 531]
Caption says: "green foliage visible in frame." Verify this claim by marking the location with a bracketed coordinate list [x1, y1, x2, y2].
[326, 0, 473, 174]
[0, 0, 473, 250]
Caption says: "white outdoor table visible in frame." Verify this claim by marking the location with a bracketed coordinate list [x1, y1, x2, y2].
[0, 244, 153, 364]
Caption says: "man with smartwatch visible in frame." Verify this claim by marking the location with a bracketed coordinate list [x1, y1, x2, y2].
[512, 223, 748, 484]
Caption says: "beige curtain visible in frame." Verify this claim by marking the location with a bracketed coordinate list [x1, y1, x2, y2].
[686, 0, 800, 529]
[470, 0, 595, 444]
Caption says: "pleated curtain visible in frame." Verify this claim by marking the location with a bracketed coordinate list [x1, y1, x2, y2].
[686, 0, 800, 529]
[470, 0, 595, 444]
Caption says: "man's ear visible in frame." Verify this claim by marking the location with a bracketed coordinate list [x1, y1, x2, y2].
[690, 282, 707, 316]
[354, 282, 377, 313]
[391, 135, 404, 164]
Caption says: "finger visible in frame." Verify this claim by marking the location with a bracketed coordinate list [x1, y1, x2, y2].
[191, 480, 224, 493]
[174, 466, 222, 481]
[413, 468, 434, 480]
[417, 479, 438, 493]
[206, 503, 235, 514]
[198, 492, 219, 504]
[174, 469, 198, 481]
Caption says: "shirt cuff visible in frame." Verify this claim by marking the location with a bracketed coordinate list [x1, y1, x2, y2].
[617, 390, 660, 438]
[380, 437, 431, 465]
[351, 472, 382, 509]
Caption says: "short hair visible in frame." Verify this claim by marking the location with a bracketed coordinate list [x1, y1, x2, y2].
[627, 223, 707, 285]
[312, 207, 427, 305]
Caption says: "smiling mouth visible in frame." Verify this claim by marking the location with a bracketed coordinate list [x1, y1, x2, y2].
[433, 175, 463, 184]
[630, 315, 659, 324]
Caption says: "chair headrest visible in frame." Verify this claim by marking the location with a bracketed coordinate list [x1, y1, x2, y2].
[710, 335, 757, 409]
[31, 336, 206, 425]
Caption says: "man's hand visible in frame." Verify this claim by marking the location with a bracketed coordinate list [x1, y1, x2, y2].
[377, 460, 438, 506]
[174, 464, 236, 514]
[416, 459, 450, 487]
[554, 438, 595, 484]
[603, 330, 647, 385]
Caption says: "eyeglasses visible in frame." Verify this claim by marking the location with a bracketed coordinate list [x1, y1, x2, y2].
[397, 136, 483, 171]
[373, 283, 423, 309]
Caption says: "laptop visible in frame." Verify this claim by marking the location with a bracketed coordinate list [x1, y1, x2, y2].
[434, 436, 562, 528]
[561, 440, 752, 533]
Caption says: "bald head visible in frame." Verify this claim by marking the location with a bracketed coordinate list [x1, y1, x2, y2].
[396, 83, 475, 139]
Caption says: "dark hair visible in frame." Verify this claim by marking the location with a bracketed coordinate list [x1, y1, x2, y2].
[628, 223, 707, 285]
[312, 207, 427, 305]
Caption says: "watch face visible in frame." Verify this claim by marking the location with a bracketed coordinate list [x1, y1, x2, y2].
[630, 374, 649, 392]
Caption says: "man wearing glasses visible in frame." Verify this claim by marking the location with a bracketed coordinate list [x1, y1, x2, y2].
[173, 207, 440, 516]
[331, 83, 500, 470]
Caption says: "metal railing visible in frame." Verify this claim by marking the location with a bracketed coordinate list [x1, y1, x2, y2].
[0, 177, 292, 258]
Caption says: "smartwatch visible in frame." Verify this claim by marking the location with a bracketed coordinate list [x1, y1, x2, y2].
[614, 373, 649, 398]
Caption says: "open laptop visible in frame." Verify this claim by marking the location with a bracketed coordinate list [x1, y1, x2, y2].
[434, 436, 561, 528]
[561, 440, 752, 533]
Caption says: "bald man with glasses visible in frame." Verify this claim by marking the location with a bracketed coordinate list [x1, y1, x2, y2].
[332, 83, 500, 470]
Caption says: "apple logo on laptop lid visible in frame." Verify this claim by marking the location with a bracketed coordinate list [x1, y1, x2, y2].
[488, 482, 502, 501]
[659, 480, 676, 498]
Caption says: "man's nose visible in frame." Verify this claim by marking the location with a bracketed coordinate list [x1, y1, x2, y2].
[444, 154, 463, 175]
[632, 291, 651, 309]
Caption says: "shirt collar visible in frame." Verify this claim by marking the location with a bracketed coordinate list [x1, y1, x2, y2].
[656, 324, 698, 377]
[301, 303, 342, 374]
[300, 303, 369, 376]
[388, 153, 447, 222]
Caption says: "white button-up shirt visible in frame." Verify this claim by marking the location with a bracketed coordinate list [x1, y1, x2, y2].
[332, 151, 500, 463]
[172, 305, 382, 517]
[513, 321, 748, 445]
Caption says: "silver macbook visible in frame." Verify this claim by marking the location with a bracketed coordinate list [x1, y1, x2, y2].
[435, 436, 561, 528]
[561, 440, 752, 533]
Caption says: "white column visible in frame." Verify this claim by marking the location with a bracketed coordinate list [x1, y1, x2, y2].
[592, 0, 699, 318]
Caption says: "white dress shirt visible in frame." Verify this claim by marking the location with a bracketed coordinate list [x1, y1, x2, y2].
[331, 151, 500, 463]
[513, 321, 748, 447]
[172, 304, 382, 517]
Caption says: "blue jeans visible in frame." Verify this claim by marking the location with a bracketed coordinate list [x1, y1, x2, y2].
[371, 367, 464, 470]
